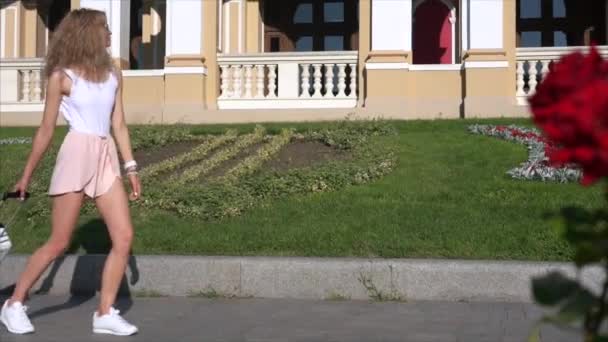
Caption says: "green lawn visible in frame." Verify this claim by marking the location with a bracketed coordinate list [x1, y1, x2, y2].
[0, 118, 601, 261]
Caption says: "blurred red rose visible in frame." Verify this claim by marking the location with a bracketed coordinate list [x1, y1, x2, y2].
[529, 46, 608, 185]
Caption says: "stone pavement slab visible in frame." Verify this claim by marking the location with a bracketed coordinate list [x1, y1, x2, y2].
[1, 255, 603, 302]
[0, 295, 580, 342]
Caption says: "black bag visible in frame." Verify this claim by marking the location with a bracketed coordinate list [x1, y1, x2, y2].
[0, 191, 30, 263]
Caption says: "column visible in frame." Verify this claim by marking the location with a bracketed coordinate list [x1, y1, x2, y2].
[21, 2, 39, 58]
[462, 0, 516, 118]
[357, 0, 371, 107]
[204, 0, 220, 109]
[245, 0, 261, 53]
[221, 0, 243, 54]
[80, 0, 130, 68]
[364, 0, 412, 115]
[1, 3, 20, 58]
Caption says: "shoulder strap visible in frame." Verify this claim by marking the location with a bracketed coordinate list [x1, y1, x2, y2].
[63, 68, 78, 82]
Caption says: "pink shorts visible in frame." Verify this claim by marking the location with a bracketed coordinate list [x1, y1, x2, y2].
[49, 130, 121, 198]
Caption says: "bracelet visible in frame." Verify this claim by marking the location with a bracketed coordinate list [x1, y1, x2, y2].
[124, 160, 137, 170]
[126, 170, 139, 176]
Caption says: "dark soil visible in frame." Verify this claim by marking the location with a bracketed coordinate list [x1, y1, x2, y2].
[263, 139, 350, 173]
[204, 142, 266, 180]
[135, 138, 350, 181]
[133, 140, 203, 169]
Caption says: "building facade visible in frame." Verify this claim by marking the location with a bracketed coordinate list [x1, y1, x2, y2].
[1, 0, 607, 125]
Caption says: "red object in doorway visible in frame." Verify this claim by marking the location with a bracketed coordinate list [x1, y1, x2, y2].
[413, 0, 453, 64]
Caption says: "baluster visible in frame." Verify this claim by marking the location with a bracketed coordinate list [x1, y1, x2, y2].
[348, 63, 357, 98]
[32, 70, 42, 101]
[244, 65, 253, 98]
[255, 65, 265, 98]
[324, 63, 335, 98]
[267, 65, 277, 98]
[232, 65, 242, 98]
[21, 70, 31, 102]
[300, 64, 311, 98]
[539, 60, 551, 84]
[516, 61, 526, 97]
[220, 65, 230, 98]
[528, 60, 539, 96]
[337, 64, 347, 98]
[312, 64, 322, 98]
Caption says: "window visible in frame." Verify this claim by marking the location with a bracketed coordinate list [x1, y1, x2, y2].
[553, 31, 567, 46]
[552, 0, 566, 18]
[296, 36, 314, 51]
[263, 0, 358, 52]
[520, 0, 541, 19]
[294, 3, 313, 24]
[129, 0, 166, 70]
[517, 0, 607, 47]
[324, 35, 344, 50]
[324, 2, 345, 23]
[520, 31, 542, 47]
[35, 0, 70, 53]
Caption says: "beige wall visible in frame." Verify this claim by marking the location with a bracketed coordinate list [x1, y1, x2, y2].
[460, 0, 517, 118]
[2, 0, 529, 123]
[164, 74, 206, 104]
[365, 67, 462, 119]
[123, 76, 164, 105]
[409, 71, 461, 98]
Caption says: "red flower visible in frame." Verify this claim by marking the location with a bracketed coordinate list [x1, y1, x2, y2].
[529, 45, 608, 185]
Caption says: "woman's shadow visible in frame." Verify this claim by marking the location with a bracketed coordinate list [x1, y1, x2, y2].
[7, 218, 140, 319]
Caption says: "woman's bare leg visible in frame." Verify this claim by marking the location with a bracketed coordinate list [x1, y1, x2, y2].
[9, 191, 84, 304]
[94, 179, 134, 315]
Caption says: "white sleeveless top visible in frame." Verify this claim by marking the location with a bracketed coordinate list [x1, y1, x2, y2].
[60, 69, 118, 137]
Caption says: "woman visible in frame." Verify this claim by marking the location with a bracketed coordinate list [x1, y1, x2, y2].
[0, 8, 141, 336]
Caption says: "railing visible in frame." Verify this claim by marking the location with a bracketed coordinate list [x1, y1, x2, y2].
[0, 58, 45, 111]
[217, 51, 358, 109]
[516, 46, 608, 105]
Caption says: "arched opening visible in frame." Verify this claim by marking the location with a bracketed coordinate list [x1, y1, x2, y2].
[413, 0, 456, 64]
[47, 0, 70, 32]
[31, 0, 70, 57]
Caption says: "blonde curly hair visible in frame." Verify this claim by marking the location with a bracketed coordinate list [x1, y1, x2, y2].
[44, 8, 114, 83]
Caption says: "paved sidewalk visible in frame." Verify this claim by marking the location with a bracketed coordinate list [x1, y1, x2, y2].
[0, 295, 579, 342]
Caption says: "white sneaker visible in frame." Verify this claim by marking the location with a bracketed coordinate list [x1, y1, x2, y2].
[0, 300, 35, 334]
[92, 307, 138, 336]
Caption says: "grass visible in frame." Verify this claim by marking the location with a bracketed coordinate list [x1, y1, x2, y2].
[0, 118, 601, 261]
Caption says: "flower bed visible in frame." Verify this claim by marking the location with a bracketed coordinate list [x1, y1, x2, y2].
[0, 137, 31, 145]
[131, 119, 397, 221]
[468, 124, 581, 183]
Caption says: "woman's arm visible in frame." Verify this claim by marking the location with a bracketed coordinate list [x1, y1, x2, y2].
[110, 69, 141, 200]
[14, 71, 64, 198]
[111, 70, 134, 163]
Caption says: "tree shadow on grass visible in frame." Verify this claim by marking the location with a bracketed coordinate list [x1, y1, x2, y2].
[1, 218, 139, 318]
